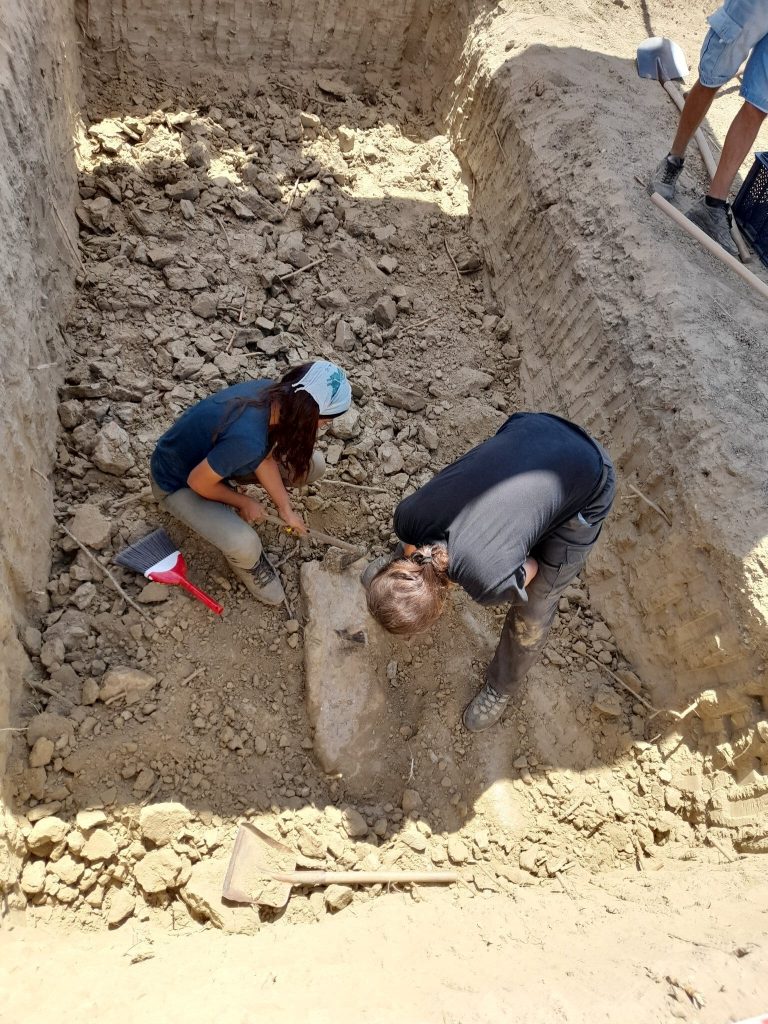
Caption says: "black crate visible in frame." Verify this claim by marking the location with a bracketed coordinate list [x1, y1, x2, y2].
[732, 151, 768, 267]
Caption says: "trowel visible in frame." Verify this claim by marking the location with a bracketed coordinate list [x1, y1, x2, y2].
[222, 823, 458, 909]
[637, 35, 751, 261]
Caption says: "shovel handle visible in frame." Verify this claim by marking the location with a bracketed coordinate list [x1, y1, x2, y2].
[650, 192, 768, 302]
[270, 870, 458, 886]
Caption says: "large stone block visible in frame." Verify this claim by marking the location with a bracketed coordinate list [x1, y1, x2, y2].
[301, 561, 394, 794]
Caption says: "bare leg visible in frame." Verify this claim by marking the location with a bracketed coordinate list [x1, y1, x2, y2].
[670, 80, 719, 158]
[708, 100, 767, 199]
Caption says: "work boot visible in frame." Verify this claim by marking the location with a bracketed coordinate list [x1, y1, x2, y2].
[231, 554, 285, 605]
[462, 683, 510, 732]
[648, 154, 684, 201]
[686, 197, 738, 257]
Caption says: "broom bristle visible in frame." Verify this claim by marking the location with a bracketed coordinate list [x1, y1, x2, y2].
[115, 528, 179, 574]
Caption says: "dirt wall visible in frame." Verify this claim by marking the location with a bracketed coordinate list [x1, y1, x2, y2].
[0, 0, 79, 888]
[78, 0, 423, 79]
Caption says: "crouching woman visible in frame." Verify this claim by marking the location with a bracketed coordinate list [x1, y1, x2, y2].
[150, 361, 351, 605]
[364, 412, 615, 731]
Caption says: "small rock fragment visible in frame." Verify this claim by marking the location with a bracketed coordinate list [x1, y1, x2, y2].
[447, 835, 469, 865]
[324, 884, 354, 912]
[81, 828, 118, 863]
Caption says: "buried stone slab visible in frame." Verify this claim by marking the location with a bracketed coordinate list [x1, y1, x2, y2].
[301, 560, 395, 794]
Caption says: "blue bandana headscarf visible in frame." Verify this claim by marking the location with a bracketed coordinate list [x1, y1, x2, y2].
[292, 361, 352, 417]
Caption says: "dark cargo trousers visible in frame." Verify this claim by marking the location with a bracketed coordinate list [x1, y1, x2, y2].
[485, 452, 616, 697]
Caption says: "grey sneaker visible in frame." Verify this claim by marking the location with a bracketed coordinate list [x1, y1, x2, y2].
[462, 683, 510, 732]
[686, 197, 738, 257]
[648, 154, 684, 201]
[231, 554, 285, 605]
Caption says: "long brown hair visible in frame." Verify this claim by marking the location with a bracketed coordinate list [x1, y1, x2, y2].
[366, 545, 451, 634]
[215, 363, 319, 480]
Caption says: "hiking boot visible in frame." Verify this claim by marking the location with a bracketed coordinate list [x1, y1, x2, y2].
[686, 197, 738, 257]
[462, 683, 510, 732]
[231, 554, 285, 605]
[648, 154, 684, 201]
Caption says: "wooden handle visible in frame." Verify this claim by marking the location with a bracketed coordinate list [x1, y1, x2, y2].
[271, 870, 459, 886]
[263, 513, 362, 554]
[650, 192, 768, 302]
[661, 81, 752, 264]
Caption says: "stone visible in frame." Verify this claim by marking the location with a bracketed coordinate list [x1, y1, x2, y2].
[379, 442, 404, 475]
[134, 848, 184, 894]
[51, 854, 84, 886]
[27, 713, 75, 747]
[81, 828, 118, 862]
[106, 887, 135, 927]
[328, 407, 360, 440]
[99, 666, 156, 705]
[402, 827, 427, 853]
[593, 684, 622, 717]
[334, 320, 355, 352]
[447, 836, 469, 865]
[190, 292, 218, 319]
[146, 246, 176, 268]
[139, 802, 191, 846]
[180, 854, 260, 933]
[383, 384, 427, 413]
[163, 265, 208, 291]
[27, 816, 68, 854]
[324, 884, 354, 912]
[76, 809, 107, 831]
[299, 111, 321, 130]
[28, 737, 55, 768]
[185, 141, 210, 167]
[336, 126, 356, 153]
[401, 789, 423, 814]
[302, 561, 396, 796]
[165, 180, 200, 201]
[137, 582, 170, 604]
[341, 808, 368, 838]
[19, 860, 46, 895]
[377, 255, 398, 275]
[419, 424, 439, 451]
[58, 400, 83, 429]
[591, 621, 612, 642]
[610, 789, 632, 819]
[318, 289, 349, 311]
[81, 678, 99, 705]
[373, 296, 397, 327]
[254, 737, 268, 756]
[180, 199, 196, 221]
[519, 846, 542, 873]
[92, 421, 135, 476]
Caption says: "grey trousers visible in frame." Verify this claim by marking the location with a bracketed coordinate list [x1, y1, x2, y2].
[485, 454, 616, 697]
[150, 452, 325, 571]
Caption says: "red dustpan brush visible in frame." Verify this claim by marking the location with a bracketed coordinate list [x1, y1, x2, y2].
[115, 529, 224, 615]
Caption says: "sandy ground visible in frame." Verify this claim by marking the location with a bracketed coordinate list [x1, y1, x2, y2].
[4, 860, 768, 1023]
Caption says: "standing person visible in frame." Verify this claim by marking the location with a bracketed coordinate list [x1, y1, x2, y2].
[150, 361, 352, 605]
[649, 0, 768, 255]
[364, 413, 615, 732]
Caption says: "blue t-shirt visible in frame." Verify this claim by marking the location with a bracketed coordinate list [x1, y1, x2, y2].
[151, 380, 272, 493]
